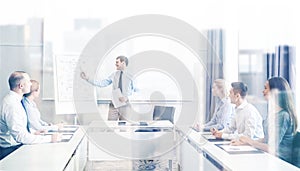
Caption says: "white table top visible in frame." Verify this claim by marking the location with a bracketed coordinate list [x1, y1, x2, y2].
[185, 130, 300, 171]
[86, 120, 174, 132]
[88, 120, 173, 127]
[0, 127, 85, 171]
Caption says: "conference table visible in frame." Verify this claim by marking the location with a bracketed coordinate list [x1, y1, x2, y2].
[178, 129, 300, 171]
[1, 122, 298, 171]
[0, 126, 87, 171]
[86, 120, 176, 170]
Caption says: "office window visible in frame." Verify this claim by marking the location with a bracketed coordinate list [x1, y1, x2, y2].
[238, 54, 250, 73]
[134, 70, 181, 100]
[238, 50, 266, 98]
[238, 49, 268, 118]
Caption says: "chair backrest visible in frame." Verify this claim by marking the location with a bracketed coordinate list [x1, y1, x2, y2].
[153, 106, 175, 124]
[292, 131, 300, 168]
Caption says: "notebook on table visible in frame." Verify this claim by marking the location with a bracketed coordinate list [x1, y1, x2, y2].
[201, 134, 231, 142]
[215, 144, 264, 154]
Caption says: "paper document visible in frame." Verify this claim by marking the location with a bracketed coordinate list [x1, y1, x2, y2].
[59, 127, 78, 132]
[220, 145, 259, 152]
[216, 144, 264, 154]
[63, 125, 78, 128]
[190, 126, 200, 132]
[201, 134, 231, 142]
[62, 134, 73, 140]
[112, 88, 126, 108]
[202, 134, 216, 139]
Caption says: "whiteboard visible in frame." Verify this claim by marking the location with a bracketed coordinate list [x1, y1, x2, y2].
[54, 54, 79, 114]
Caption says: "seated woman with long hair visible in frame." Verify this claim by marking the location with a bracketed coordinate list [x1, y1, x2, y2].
[231, 77, 298, 164]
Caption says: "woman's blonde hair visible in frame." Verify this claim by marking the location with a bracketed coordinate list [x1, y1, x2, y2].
[214, 79, 230, 97]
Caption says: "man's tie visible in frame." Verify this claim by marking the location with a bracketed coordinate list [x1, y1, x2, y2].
[118, 71, 123, 93]
[21, 100, 31, 133]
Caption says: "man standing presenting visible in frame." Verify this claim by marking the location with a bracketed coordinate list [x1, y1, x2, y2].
[212, 82, 264, 140]
[81, 56, 136, 120]
[0, 71, 60, 160]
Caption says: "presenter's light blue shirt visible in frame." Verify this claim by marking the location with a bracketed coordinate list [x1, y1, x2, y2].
[87, 70, 136, 97]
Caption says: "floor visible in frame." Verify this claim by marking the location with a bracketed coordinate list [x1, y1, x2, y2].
[84, 159, 179, 171]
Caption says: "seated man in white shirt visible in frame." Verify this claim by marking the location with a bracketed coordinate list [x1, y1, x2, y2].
[211, 82, 264, 140]
[0, 71, 61, 160]
[22, 80, 63, 133]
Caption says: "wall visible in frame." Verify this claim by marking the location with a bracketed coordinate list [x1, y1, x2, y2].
[0, 19, 75, 124]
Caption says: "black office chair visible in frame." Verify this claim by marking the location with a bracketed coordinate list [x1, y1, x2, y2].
[152, 106, 175, 124]
[134, 106, 175, 132]
[292, 131, 300, 168]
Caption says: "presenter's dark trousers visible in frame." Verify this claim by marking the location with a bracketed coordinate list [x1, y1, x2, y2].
[0, 144, 22, 160]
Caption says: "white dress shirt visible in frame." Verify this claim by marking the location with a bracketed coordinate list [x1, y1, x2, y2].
[0, 91, 51, 148]
[22, 97, 58, 132]
[221, 100, 264, 140]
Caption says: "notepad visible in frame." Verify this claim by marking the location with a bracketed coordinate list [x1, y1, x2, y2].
[41, 133, 73, 142]
[202, 134, 230, 142]
[216, 144, 264, 154]
[118, 121, 126, 126]
[190, 126, 200, 132]
[59, 127, 78, 132]
[202, 134, 216, 139]
[62, 134, 73, 140]
[60, 134, 73, 142]
[63, 125, 79, 128]
[139, 122, 148, 126]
